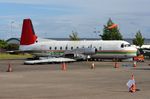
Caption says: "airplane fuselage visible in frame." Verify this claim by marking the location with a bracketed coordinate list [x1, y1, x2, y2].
[18, 19, 137, 63]
[20, 38, 137, 60]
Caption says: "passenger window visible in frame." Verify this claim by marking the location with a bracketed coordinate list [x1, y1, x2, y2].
[95, 48, 97, 52]
[71, 47, 73, 50]
[65, 47, 68, 50]
[55, 47, 57, 50]
[121, 44, 124, 48]
[99, 47, 102, 50]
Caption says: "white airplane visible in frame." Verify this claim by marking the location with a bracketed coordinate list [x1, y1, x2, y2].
[19, 19, 137, 64]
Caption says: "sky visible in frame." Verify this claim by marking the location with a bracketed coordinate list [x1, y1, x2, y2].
[0, 0, 150, 40]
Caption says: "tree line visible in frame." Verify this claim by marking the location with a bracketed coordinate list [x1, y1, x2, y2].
[0, 40, 19, 52]
[0, 18, 145, 51]
[69, 18, 145, 48]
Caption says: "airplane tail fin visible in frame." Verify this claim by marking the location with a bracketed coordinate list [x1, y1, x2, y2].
[20, 19, 37, 45]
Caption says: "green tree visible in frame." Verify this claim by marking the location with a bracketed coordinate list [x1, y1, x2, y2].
[69, 31, 80, 40]
[0, 40, 19, 51]
[100, 18, 123, 40]
[133, 30, 144, 48]
[0, 39, 8, 49]
[6, 44, 19, 51]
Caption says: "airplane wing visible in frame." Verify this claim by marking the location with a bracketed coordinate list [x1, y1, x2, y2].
[7, 50, 47, 54]
[24, 57, 76, 65]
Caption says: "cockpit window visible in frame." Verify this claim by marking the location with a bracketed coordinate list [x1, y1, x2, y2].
[121, 43, 131, 48]
[125, 44, 131, 47]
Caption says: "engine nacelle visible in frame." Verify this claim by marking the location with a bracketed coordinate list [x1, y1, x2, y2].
[64, 48, 97, 60]
[81, 48, 97, 55]
[64, 48, 96, 55]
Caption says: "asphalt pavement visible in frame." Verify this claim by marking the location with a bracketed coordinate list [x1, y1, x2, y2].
[0, 59, 150, 99]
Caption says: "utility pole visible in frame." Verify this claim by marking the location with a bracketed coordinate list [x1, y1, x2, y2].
[10, 21, 14, 38]
[93, 28, 100, 39]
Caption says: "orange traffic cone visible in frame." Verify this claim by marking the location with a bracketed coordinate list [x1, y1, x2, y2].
[114, 62, 119, 68]
[127, 74, 136, 93]
[7, 63, 13, 72]
[133, 61, 137, 68]
[91, 62, 95, 69]
[130, 83, 136, 93]
[61, 62, 67, 71]
[131, 74, 134, 80]
[130, 75, 136, 93]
